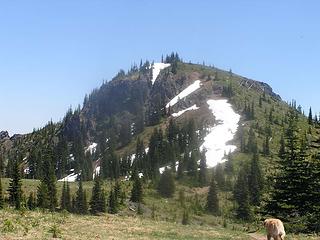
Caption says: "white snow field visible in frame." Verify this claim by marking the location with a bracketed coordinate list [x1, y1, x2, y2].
[151, 63, 170, 85]
[166, 80, 201, 108]
[172, 104, 199, 117]
[201, 99, 240, 167]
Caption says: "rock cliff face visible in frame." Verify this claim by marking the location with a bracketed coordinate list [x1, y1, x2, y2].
[0, 131, 10, 141]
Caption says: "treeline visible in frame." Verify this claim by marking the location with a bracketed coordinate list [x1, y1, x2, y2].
[0, 165, 141, 216]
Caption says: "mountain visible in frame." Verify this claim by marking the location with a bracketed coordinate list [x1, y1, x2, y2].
[1, 53, 320, 233]
[0, 53, 309, 179]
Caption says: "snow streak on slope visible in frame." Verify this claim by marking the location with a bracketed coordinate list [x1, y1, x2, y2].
[166, 80, 201, 108]
[85, 142, 97, 154]
[58, 172, 79, 182]
[151, 63, 170, 85]
[201, 99, 240, 167]
[159, 161, 179, 174]
[172, 104, 199, 117]
[93, 166, 100, 179]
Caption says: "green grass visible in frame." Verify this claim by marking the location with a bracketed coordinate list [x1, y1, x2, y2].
[0, 207, 318, 240]
[0, 208, 251, 240]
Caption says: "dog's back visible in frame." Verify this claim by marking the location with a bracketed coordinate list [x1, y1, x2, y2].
[264, 218, 286, 240]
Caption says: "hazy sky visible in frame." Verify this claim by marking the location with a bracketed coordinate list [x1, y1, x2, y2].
[1, 0, 319, 135]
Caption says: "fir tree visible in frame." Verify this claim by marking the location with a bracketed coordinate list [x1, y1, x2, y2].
[206, 176, 219, 215]
[215, 164, 225, 190]
[177, 155, 184, 180]
[187, 150, 198, 177]
[8, 160, 22, 209]
[267, 111, 315, 220]
[247, 126, 257, 153]
[37, 180, 49, 209]
[27, 192, 36, 210]
[225, 153, 234, 175]
[0, 176, 3, 209]
[308, 107, 313, 125]
[108, 189, 118, 214]
[60, 181, 67, 210]
[233, 166, 252, 220]
[66, 182, 71, 211]
[248, 153, 264, 205]
[158, 169, 175, 198]
[198, 149, 207, 186]
[90, 177, 106, 214]
[263, 135, 270, 156]
[130, 171, 143, 203]
[267, 109, 312, 219]
[75, 178, 88, 214]
[278, 135, 286, 159]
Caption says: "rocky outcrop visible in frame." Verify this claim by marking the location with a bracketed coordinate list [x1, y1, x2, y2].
[0, 131, 10, 141]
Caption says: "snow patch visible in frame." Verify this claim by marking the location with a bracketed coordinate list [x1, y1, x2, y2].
[159, 161, 179, 174]
[92, 166, 100, 179]
[151, 63, 170, 85]
[172, 104, 199, 117]
[58, 172, 79, 182]
[85, 142, 97, 154]
[200, 99, 240, 167]
[166, 80, 201, 108]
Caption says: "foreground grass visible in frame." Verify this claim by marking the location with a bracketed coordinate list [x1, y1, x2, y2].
[0, 209, 249, 240]
[0, 209, 319, 240]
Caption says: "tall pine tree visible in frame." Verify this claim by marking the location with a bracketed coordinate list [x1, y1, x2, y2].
[233, 166, 252, 220]
[8, 160, 22, 209]
[248, 153, 264, 206]
[0, 176, 3, 209]
[130, 170, 143, 203]
[206, 175, 219, 215]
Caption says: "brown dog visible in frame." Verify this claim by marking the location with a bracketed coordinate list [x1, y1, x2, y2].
[264, 218, 286, 240]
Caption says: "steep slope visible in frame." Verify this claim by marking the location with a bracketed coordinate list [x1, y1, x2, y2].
[0, 55, 312, 184]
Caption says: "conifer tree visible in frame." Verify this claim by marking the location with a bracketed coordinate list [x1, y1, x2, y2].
[108, 189, 118, 214]
[38, 146, 58, 211]
[90, 177, 106, 214]
[308, 107, 313, 125]
[0, 176, 3, 209]
[248, 153, 264, 205]
[130, 171, 143, 203]
[75, 178, 88, 214]
[113, 181, 121, 206]
[247, 127, 257, 153]
[267, 110, 314, 219]
[198, 149, 207, 187]
[60, 181, 67, 210]
[225, 153, 234, 175]
[177, 155, 184, 180]
[233, 166, 252, 220]
[215, 164, 225, 190]
[8, 160, 22, 209]
[187, 150, 198, 177]
[263, 135, 270, 156]
[37, 180, 49, 209]
[66, 182, 71, 211]
[47, 164, 58, 211]
[206, 176, 219, 215]
[27, 192, 36, 210]
[278, 135, 286, 159]
[158, 168, 175, 198]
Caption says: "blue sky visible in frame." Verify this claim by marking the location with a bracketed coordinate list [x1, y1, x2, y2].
[0, 0, 319, 135]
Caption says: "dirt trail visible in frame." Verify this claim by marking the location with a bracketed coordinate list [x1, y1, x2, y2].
[249, 233, 267, 240]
